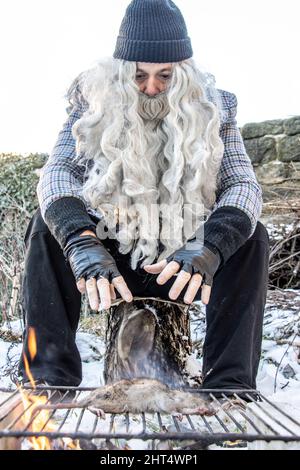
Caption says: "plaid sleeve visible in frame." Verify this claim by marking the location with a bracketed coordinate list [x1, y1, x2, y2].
[212, 92, 263, 236]
[36, 84, 88, 219]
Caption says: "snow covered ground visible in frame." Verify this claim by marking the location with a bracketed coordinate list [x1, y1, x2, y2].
[0, 289, 299, 449]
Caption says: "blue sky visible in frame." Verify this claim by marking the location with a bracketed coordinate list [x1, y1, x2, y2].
[0, 0, 299, 154]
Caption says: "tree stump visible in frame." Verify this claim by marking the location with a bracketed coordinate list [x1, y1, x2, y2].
[104, 297, 193, 386]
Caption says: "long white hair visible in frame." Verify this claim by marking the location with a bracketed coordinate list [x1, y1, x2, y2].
[67, 57, 225, 269]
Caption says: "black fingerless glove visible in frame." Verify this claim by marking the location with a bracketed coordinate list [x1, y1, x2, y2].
[63, 233, 121, 283]
[166, 240, 221, 286]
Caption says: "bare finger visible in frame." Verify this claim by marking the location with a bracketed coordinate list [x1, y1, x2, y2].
[156, 261, 181, 285]
[86, 277, 99, 310]
[143, 260, 167, 274]
[76, 278, 86, 294]
[201, 284, 212, 305]
[110, 283, 117, 300]
[183, 273, 203, 304]
[112, 276, 133, 302]
[168, 270, 192, 300]
[96, 277, 111, 310]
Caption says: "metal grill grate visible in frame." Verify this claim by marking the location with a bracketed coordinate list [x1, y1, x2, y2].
[1, 386, 300, 449]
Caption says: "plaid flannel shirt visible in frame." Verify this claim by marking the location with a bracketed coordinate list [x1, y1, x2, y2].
[37, 88, 262, 237]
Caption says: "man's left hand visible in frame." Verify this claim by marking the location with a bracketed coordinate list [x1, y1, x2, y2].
[143, 242, 221, 305]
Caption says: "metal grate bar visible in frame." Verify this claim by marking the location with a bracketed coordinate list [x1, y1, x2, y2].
[184, 388, 259, 394]
[172, 415, 181, 432]
[57, 409, 72, 432]
[210, 394, 246, 433]
[109, 414, 115, 434]
[228, 397, 262, 435]
[7, 403, 35, 431]
[211, 412, 230, 433]
[198, 415, 214, 434]
[256, 394, 300, 428]
[141, 412, 146, 433]
[43, 390, 76, 434]
[1, 429, 299, 444]
[40, 407, 57, 432]
[91, 415, 98, 434]
[7, 390, 49, 431]
[21, 385, 96, 392]
[156, 412, 163, 432]
[244, 393, 298, 437]
[239, 400, 281, 436]
[186, 414, 196, 431]
[125, 412, 130, 433]
[218, 394, 247, 432]
[75, 408, 85, 433]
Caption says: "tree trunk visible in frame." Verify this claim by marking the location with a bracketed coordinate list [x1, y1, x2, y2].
[104, 297, 193, 387]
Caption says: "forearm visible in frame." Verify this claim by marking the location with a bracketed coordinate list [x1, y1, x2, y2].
[43, 196, 97, 249]
[213, 179, 262, 237]
[204, 206, 252, 267]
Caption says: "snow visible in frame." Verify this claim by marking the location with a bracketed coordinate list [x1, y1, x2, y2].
[265, 221, 296, 241]
[75, 332, 106, 386]
[184, 352, 202, 379]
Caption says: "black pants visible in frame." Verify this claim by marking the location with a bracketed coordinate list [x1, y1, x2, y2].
[18, 208, 270, 390]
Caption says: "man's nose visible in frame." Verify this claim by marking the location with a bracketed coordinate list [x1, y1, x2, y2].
[143, 78, 162, 96]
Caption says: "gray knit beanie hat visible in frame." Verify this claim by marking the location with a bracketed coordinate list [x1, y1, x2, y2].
[113, 0, 193, 63]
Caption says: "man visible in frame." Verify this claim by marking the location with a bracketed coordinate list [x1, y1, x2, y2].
[18, 0, 269, 391]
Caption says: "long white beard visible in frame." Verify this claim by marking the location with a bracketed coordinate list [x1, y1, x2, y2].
[96, 94, 175, 268]
[72, 64, 224, 270]
[84, 93, 214, 269]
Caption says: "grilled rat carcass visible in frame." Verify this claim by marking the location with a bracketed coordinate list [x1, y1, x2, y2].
[32, 378, 215, 417]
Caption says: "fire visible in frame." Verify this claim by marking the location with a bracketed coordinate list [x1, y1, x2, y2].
[19, 327, 80, 450]
[63, 438, 81, 450]
[20, 390, 81, 450]
[22, 354, 35, 389]
[28, 327, 37, 361]
[19, 389, 54, 450]
[19, 327, 54, 449]
[22, 327, 37, 388]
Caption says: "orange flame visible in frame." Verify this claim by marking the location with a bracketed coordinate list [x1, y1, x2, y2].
[19, 388, 53, 450]
[28, 327, 37, 361]
[19, 327, 81, 450]
[22, 353, 36, 389]
[22, 327, 37, 389]
[20, 389, 81, 450]
[63, 438, 81, 450]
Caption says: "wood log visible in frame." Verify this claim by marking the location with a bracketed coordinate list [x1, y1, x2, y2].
[0, 391, 23, 450]
[104, 297, 193, 386]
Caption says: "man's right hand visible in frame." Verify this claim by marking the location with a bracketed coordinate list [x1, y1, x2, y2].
[63, 230, 133, 311]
